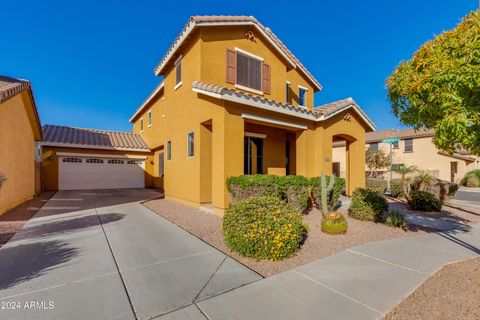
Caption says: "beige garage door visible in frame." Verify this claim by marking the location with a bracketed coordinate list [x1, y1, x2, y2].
[59, 157, 145, 190]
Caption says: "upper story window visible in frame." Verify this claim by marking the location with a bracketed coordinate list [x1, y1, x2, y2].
[226, 48, 270, 94]
[393, 140, 399, 149]
[286, 82, 290, 104]
[404, 139, 413, 152]
[174, 55, 182, 89]
[187, 131, 194, 157]
[140, 118, 144, 132]
[166, 140, 172, 160]
[148, 111, 152, 127]
[369, 142, 379, 152]
[298, 86, 308, 107]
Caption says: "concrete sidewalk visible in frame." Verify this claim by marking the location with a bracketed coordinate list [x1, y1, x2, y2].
[197, 226, 480, 320]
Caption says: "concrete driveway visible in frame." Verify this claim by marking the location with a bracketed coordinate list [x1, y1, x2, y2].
[0, 189, 260, 320]
[452, 187, 480, 208]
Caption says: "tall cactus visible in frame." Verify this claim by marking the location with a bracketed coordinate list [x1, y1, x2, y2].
[320, 173, 335, 216]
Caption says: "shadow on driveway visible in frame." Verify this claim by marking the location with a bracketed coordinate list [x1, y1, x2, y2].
[0, 240, 78, 290]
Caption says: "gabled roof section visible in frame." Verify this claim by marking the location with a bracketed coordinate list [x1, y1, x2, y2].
[192, 81, 375, 130]
[0, 76, 43, 140]
[130, 81, 164, 122]
[42, 125, 150, 152]
[154, 16, 323, 91]
[366, 128, 435, 143]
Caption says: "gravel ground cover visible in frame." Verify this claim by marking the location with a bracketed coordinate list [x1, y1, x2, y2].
[0, 192, 55, 247]
[144, 198, 428, 277]
[384, 257, 480, 320]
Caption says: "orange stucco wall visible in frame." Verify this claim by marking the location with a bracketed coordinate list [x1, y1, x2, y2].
[130, 24, 369, 209]
[0, 92, 39, 214]
[42, 146, 154, 191]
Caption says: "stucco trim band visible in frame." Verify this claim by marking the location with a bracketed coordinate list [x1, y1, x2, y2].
[242, 113, 308, 130]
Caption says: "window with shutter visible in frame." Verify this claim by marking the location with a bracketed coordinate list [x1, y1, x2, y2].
[236, 52, 262, 91]
[262, 63, 271, 94]
[226, 49, 237, 83]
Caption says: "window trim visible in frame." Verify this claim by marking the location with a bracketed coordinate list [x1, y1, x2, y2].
[234, 47, 264, 61]
[404, 139, 413, 153]
[298, 86, 308, 107]
[187, 131, 194, 158]
[235, 49, 264, 94]
[140, 118, 144, 132]
[369, 142, 379, 152]
[175, 55, 182, 89]
[166, 140, 172, 161]
[147, 111, 152, 127]
[286, 81, 290, 104]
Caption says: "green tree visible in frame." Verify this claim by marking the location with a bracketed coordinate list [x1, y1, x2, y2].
[366, 149, 391, 178]
[386, 10, 480, 155]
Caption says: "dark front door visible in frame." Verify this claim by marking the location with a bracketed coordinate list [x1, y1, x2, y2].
[332, 162, 340, 177]
[244, 136, 264, 175]
[450, 161, 458, 182]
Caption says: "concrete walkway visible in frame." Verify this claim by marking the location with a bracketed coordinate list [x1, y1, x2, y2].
[0, 190, 260, 320]
[197, 225, 480, 320]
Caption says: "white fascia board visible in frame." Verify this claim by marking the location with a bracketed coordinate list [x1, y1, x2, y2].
[242, 113, 308, 130]
[40, 142, 151, 153]
[298, 85, 309, 91]
[130, 82, 165, 122]
[192, 88, 222, 99]
[56, 152, 148, 159]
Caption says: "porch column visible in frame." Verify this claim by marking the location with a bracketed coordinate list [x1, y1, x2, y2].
[295, 129, 315, 177]
[211, 109, 244, 210]
[346, 137, 365, 196]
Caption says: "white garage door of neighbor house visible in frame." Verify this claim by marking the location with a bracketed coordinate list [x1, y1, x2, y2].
[59, 157, 145, 190]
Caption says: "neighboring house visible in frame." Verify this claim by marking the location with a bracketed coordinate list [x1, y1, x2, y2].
[129, 16, 375, 210]
[0, 76, 43, 214]
[333, 128, 480, 183]
[41, 125, 153, 191]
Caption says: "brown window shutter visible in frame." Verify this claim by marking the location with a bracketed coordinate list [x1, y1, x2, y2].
[226, 49, 237, 84]
[262, 63, 271, 94]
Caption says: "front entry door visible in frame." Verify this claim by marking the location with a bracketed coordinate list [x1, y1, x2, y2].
[244, 137, 264, 175]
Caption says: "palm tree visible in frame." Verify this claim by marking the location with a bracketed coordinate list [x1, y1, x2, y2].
[416, 170, 434, 191]
[392, 165, 417, 201]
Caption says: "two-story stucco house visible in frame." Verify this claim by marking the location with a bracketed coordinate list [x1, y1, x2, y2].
[0, 76, 43, 214]
[129, 16, 375, 210]
[333, 128, 480, 183]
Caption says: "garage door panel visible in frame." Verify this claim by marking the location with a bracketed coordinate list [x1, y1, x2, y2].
[59, 157, 145, 190]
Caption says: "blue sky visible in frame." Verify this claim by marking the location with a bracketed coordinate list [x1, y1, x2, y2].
[1, 0, 477, 132]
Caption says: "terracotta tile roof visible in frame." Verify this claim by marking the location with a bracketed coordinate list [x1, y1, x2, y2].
[42, 125, 150, 151]
[0, 75, 43, 140]
[192, 81, 375, 130]
[437, 151, 477, 162]
[154, 16, 322, 91]
[366, 128, 435, 143]
[0, 76, 31, 104]
[192, 81, 321, 118]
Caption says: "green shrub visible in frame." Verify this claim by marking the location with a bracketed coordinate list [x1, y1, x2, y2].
[461, 169, 480, 187]
[280, 176, 311, 213]
[310, 176, 345, 211]
[222, 196, 306, 260]
[349, 188, 388, 222]
[408, 191, 442, 212]
[410, 177, 458, 202]
[321, 212, 348, 234]
[390, 179, 404, 198]
[226, 175, 282, 203]
[386, 210, 406, 229]
[366, 178, 388, 194]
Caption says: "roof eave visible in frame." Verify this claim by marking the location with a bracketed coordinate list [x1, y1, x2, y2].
[40, 141, 151, 153]
[129, 82, 165, 123]
[154, 19, 323, 91]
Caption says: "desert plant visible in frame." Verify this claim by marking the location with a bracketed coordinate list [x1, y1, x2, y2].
[349, 188, 389, 222]
[321, 212, 348, 235]
[319, 173, 335, 215]
[278, 175, 311, 213]
[392, 165, 417, 201]
[411, 178, 459, 202]
[366, 178, 388, 194]
[310, 176, 345, 211]
[385, 210, 407, 229]
[408, 190, 442, 212]
[226, 175, 281, 203]
[390, 179, 404, 198]
[222, 196, 306, 260]
[416, 171, 434, 191]
[461, 169, 480, 188]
